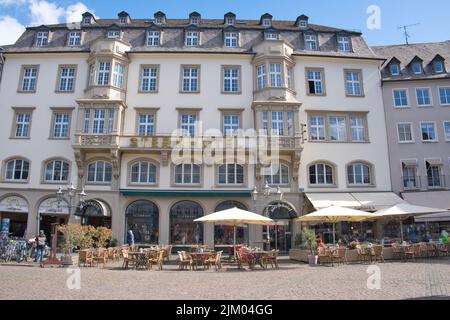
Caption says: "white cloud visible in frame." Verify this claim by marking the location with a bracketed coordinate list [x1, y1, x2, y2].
[28, 0, 64, 25]
[0, 16, 26, 45]
[65, 2, 94, 23]
[0, 0, 26, 6]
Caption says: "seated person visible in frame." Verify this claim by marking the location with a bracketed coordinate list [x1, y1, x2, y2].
[316, 236, 327, 248]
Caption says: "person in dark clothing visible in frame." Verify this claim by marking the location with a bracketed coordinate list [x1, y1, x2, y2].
[34, 230, 46, 262]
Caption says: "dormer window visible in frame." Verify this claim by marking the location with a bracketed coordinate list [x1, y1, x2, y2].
[68, 31, 81, 46]
[434, 61, 444, 73]
[36, 31, 49, 47]
[119, 16, 128, 24]
[262, 19, 272, 27]
[299, 20, 307, 28]
[337, 36, 351, 52]
[185, 31, 200, 47]
[224, 32, 238, 48]
[390, 64, 400, 76]
[147, 31, 161, 46]
[155, 17, 165, 24]
[265, 33, 278, 40]
[83, 17, 92, 24]
[412, 62, 423, 75]
[226, 17, 234, 26]
[107, 30, 121, 39]
[305, 34, 318, 51]
[190, 17, 199, 25]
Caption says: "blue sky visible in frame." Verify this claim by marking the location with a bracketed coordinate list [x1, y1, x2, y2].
[1, 0, 449, 46]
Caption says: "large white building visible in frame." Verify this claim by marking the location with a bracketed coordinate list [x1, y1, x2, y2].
[0, 11, 400, 250]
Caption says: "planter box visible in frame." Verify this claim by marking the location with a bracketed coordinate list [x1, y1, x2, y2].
[289, 247, 394, 263]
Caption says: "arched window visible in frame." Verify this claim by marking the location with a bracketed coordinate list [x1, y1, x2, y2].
[263, 163, 289, 185]
[347, 162, 372, 185]
[126, 200, 159, 244]
[5, 159, 30, 181]
[214, 200, 248, 245]
[87, 160, 112, 183]
[44, 159, 69, 182]
[174, 164, 200, 184]
[218, 164, 244, 185]
[170, 201, 203, 245]
[309, 163, 335, 185]
[130, 161, 157, 184]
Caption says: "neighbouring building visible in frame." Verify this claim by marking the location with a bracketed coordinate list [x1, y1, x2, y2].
[0, 11, 399, 250]
[372, 41, 450, 240]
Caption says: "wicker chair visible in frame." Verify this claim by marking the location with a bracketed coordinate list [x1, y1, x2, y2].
[261, 250, 279, 269]
[318, 247, 333, 266]
[426, 243, 437, 257]
[163, 245, 173, 262]
[391, 243, 404, 260]
[335, 247, 348, 265]
[93, 248, 108, 267]
[437, 244, 449, 257]
[147, 250, 164, 271]
[356, 245, 370, 264]
[236, 248, 256, 270]
[177, 251, 193, 270]
[403, 245, 419, 262]
[371, 245, 384, 263]
[78, 250, 93, 267]
[122, 249, 135, 269]
[204, 252, 218, 270]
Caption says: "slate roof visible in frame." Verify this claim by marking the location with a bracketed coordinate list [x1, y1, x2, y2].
[371, 41, 450, 81]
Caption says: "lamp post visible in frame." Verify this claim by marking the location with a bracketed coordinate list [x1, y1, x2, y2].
[252, 181, 284, 250]
[42, 183, 87, 267]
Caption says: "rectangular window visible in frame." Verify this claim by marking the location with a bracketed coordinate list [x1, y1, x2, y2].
[21, 66, 38, 92]
[182, 66, 199, 92]
[83, 110, 90, 134]
[393, 89, 409, 107]
[223, 67, 240, 93]
[329, 116, 347, 141]
[107, 30, 121, 38]
[107, 109, 114, 134]
[337, 36, 351, 51]
[147, 31, 160, 46]
[180, 114, 196, 136]
[426, 162, 442, 188]
[14, 112, 31, 138]
[421, 122, 437, 141]
[88, 64, 95, 86]
[345, 70, 362, 96]
[97, 62, 111, 86]
[439, 87, 450, 105]
[269, 63, 282, 87]
[68, 31, 81, 46]
[257, 65, 266, 89]
[36, 31, 49, 46]
[390, 64, 400, 76]
[350, 116, 365, 142]
[271, 111, 284, 135]
[93, 109, 106, 134]
[224, 32, 238, 48]
[402, 164, 418, 189]
[141, 66, 158, 92]
[444, 122, 450, 141]
[223, 115, 240, 136]
[397, 123, 413, 142]
[185, 31, 199, 47]
[412, 63, 422, 74]
[286, 67, 293, 90]
[434, 61, 444, 73]
[112, 63, 124, 88]
[262, 19, 271, 26]
[307, 69, 323, 95]
[265, 33, 278, 40]
[58, 67, 76, 92]
[262, 111, 269, 134]
[305, 34, 318, 50]
[52, 112, 70, 138]
[310, 116, 325, 141]
[286, 111, 294, 136]
[138, 114, 155, 136]
[416, 88, 432, 106]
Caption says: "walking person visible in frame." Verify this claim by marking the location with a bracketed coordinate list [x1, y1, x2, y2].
[34, 230, 46, 263]
[127, 229, 134, 247]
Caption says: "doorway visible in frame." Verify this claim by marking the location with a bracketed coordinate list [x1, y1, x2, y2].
[268, 221, 292, 252]
[40, 215, 68, 241]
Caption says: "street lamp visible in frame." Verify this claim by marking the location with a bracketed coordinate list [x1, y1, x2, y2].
[252, 181, 284, 250]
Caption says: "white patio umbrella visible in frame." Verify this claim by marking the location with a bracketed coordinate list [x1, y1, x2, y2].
[374, 203, 450, 242]
[297, 205, 376, 244]
[194, 207, 274, 255]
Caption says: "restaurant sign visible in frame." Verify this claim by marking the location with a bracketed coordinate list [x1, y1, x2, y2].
[0, 196, 28, 213]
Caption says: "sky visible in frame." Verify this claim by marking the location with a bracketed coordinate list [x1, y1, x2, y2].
[0, 0, 449, 46]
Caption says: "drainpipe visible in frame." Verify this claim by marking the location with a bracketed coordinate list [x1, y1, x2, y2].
[0, 47, 5, 86]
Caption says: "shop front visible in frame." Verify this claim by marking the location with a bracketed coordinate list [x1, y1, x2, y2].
[77, 199, 112, 228]
[170, 200, 204, 245]
[0, 196, 29, 238]
[213, 200, 249, 246]
[37, 197, 70, 241]
[264, 201, 297, 252]
[125, 200, 159, 245]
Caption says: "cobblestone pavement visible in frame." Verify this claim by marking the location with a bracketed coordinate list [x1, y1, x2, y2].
[0, 256, 449, 300]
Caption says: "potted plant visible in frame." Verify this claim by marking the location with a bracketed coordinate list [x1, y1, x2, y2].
[57, 224, 84, 266]
[301, 229, 318, 266]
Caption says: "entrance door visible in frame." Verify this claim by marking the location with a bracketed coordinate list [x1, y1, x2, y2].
[40, 215, 68, 241]
[268, 221, 292, 252]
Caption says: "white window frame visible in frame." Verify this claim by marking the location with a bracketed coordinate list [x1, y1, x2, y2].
[309, 163, 335, 186]
[416, 88, 433, 107]
[181, 66, 199, 92]
[119, 16, 128, 24]
[147, 31, 161, 46]
[434, 61, 444, 73]
[36, 31, 49, 47]
[155, 17, 165, 25]
[412, 62, 423, 75]
[347, 163, 372, 185]
[337, 36, 351, 51]
[392, 89, 409, 108]
[87, 160, 112, 184]
[223, 114, 240, 136]
[420, 122, 438, 142]
[185, 31, 200, 47]
[21, 66, 38, 92]
[68, 31, 81, 46]
[223, 67, 240, 93]
[350, 116, 365, 142]
[269, 63, 283, 87]
[438, 87, 450, 106]
[174, 164, 201, 185]
[140, 66, 158, 92]
[225, 17, 234, 26]
[345, 70, 362, 96]
[218, 164, 244, 185]
[130, 161, 157, 185]
[58, 67, 76, 92]
[5, 159, 29, 181]
[306, 69, 324, 95]
[389, 64, 400, 76]
[44, 160, 69, 183]
[190, 17, 199, 25]
[14, 112, 31, 138]
[107, 30, 121, 39]
[262, 18, 272, 27]
[97, 62, 111, 86]
[443, 121, 450, 141]
[112, 62, 124, 89]
[180, 114, 197, 137]
[265, 33, 278, 40]
[396, 122, 414, 143]
[328, 116, 347, 141]
[263, 163, 289, 185]
[52, 112, 70, 138]
[224, 32, 238, 48]
[310, 116, 325, 141]
[305, 34, 318, 51]
[256, 65, 266, 89]
[138, 113, 155, 136]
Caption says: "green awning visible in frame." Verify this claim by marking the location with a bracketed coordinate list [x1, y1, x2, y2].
[121, 190, 252, 198]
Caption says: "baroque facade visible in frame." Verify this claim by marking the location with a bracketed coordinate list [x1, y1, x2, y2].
[0, 11, 398, 249]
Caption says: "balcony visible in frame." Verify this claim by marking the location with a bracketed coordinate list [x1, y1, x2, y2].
[422, 175, 448, 190]
[75, 134, 120, 147]
[402, 176, 421, 191]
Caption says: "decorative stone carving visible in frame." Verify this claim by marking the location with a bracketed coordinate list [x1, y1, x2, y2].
[160, 151, 169, 166]
[74, 149, 84, 178]
[110, 149, 120, 179]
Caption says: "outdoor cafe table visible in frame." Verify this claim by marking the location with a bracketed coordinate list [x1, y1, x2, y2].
[128, 251, 154, 270]
[189, 252, 215, 270]
[250, 250, 273, 269]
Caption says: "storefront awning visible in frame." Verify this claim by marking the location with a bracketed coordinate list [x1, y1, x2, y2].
[402, 191, 450, 222]
[305, 192, 405, 211]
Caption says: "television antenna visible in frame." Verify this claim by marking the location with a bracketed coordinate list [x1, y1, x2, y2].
[398, 23, 420, 45]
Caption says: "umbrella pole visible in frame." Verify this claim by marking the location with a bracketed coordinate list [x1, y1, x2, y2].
[233, 224, 237, 260]
[333, 223, 336, 245]
[400, 220, 404, 243]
